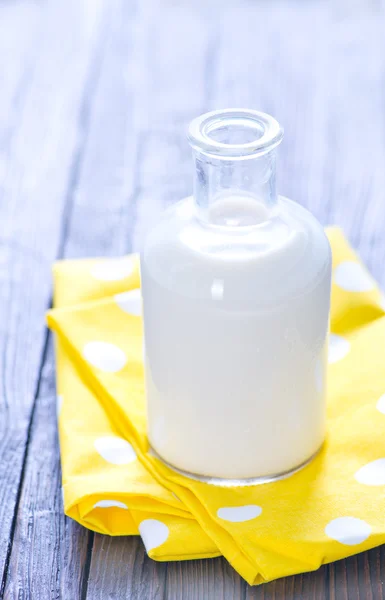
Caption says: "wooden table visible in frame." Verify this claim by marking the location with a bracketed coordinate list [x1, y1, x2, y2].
[1, 0, 385, 598]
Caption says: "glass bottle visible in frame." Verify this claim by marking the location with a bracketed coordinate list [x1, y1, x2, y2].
[140, 109, 332, 486]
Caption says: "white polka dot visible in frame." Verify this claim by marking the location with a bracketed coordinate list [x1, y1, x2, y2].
[93, 500, 128, 510]
[90, 256, 136, 281]
[139, 519, 169, 552]
[376, 394, 385, 414]
[217, 505, 262, 523]
[114, 289, 142, 316]
[355, 458, 385, 486]
[325, 517, 371, 545]
[334, 261, 375, 292]
[328, 334, 351, 364]
[57, 394, 63, 419]
[83, 341, 127, 373]
[94, 436, 137, 465]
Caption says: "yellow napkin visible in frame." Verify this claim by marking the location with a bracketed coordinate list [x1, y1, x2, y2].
[47, 227, 385, 585]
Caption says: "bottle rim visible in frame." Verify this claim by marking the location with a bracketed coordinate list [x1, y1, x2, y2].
[187, 108, 283, 160]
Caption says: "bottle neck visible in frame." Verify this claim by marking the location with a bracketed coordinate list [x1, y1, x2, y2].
[192, 149, 277, 226]
[188, 109, 283, 227]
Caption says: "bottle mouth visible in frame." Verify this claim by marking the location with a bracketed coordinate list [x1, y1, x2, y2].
[188, 109, 283, 160]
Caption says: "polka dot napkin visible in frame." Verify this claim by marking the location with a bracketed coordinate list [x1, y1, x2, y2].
[46, 227, 385, 585]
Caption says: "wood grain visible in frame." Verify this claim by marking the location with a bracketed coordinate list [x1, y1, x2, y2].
[3, 340, 92, 600]
[1, 0, 385, 598]
[0, 0, 106, 596]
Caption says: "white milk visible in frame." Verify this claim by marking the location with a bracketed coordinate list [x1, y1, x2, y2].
[141, 194, 331, 481]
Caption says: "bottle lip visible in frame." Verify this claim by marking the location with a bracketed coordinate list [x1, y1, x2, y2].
[187, 108, 283, 160]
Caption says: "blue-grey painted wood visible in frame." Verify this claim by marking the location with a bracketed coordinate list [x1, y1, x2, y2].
[2, 0, 385, 598]
[0, 0, 106, 597]
[3, 340, 93, 600]
[4, 0, 152, 598]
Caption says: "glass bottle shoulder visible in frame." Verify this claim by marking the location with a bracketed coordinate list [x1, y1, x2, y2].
[141, 195, 331, 310]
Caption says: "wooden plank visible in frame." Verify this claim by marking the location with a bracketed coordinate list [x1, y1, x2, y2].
[3, 0, 146, 598]
[0, 0, 106, 595]
[87, 536, 167, 600]
[3, 341, 92, 600]
[131, 0, 215, 250]
[165, 557, 246, 600]
[324, 1, 385, 285]
[0, 1, 42, 151]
